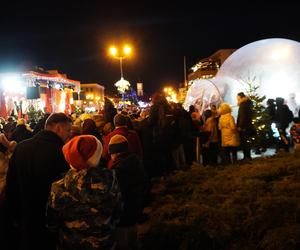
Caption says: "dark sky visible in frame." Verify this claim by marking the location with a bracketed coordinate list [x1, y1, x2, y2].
[0, 1, 299, 95]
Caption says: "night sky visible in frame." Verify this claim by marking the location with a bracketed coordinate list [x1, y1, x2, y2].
[0, 1, 299, 95]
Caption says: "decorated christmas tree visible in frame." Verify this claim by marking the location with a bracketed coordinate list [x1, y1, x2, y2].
[126, 87, 138, 105]
[245, 77, 273, 153]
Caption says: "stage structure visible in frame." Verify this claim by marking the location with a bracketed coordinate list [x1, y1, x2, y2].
[0, 70, 81, 118]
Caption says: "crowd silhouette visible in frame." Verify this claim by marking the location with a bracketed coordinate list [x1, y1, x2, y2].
[0, 91, 299, 250]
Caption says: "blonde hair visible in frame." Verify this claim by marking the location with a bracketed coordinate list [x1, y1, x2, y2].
[218, 103, 232, 115]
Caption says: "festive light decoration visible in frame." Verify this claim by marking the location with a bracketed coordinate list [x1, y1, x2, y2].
[114, 77, 130, 94]
[164, 86, 178, 103]
[23, 71, 80, 91]
[246, 79, 275, 153]
[108, 44, 132, 97]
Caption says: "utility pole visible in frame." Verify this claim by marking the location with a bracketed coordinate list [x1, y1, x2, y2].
[184, 56, 187, 89]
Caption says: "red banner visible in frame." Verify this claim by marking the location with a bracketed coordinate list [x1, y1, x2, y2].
[0, 91, 7, 118]
[45, 87, 52, 113]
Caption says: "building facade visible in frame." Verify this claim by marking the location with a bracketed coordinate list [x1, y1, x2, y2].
[188, 49, 236, 82]
[80, 83, 105, 112]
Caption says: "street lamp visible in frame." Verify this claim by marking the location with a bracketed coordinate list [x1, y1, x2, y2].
[109, 45, 131, 79]
[109, 45, 132, 102]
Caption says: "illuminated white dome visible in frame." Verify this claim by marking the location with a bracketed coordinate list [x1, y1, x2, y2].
[183, 78, 224, 114]
[185, 38, 300, 114]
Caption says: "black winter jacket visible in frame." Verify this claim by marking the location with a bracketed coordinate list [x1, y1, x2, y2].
[111, 153, 147, 227]
[5, 130, 69, 250]
[237, 97, 255, 135]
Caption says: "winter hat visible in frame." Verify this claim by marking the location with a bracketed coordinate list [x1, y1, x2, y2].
[113, 114, 127, 127]
[108, 134, 128, 154]
[62, 135, 102, 171]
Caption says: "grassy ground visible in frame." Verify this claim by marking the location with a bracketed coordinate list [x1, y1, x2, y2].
[139, 151, 300, 250]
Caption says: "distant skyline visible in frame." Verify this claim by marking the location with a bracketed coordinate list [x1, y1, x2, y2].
[0, 1, 299, 95]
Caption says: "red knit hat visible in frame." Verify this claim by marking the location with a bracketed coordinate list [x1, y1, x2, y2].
[62, 135, 102, 171]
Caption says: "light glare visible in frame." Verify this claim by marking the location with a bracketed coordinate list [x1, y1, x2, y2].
[1, 76, 26, 94]
[109, 46, 117, 56]
[124, 46, 131, 55]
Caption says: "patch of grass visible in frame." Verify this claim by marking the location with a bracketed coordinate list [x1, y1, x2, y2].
[142, 153, 300, 249]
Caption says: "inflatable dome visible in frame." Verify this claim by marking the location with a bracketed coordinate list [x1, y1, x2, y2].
[185, 38, 300, 115]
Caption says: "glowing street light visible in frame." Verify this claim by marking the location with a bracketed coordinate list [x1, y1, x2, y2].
[124, 45, 131, 55]
[109, 47, 117, 56]
[109, 44, 132, 101]
[109, 45, 132, 79]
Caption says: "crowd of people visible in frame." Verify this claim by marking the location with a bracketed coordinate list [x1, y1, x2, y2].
[0, 92, 299, 249]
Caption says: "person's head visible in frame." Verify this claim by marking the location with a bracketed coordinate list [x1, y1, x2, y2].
[189, 105, 197, 113]
[29, 120, 37, 130]
[102, 122, 113, 135]
[203, 109, 212, 121]
[151, 92, 167, 105]
[7, 116, 16, 123]
[191, 112, 200, 121]
[210, 104, 217, 111]
[62, 135, 102, 171]
[237, 92, 246, 105]
[17, 118, 26, 126]
[237, 92, 245, 100]
[45, 113, 72, 143]
[218, 103, 232, 115]
[108, 134, 128, 161]
[104, 97, 115, 110]
[82, 118, 97, 134]
[121, 110, 128, 116]
[267, 99, 275, 107]
[113, 114, 127, 128]
[275, 97, 285, 106]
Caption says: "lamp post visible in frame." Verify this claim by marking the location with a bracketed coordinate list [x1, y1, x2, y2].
[109, 45, 132, 101]
[109, 45, 131, 79]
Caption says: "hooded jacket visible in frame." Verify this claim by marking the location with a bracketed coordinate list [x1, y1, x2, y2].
[218, 103, 240, 147]
[48, 166, 121, 250]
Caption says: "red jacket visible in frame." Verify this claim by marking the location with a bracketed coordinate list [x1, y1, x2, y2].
[102, 126, 143, 168]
